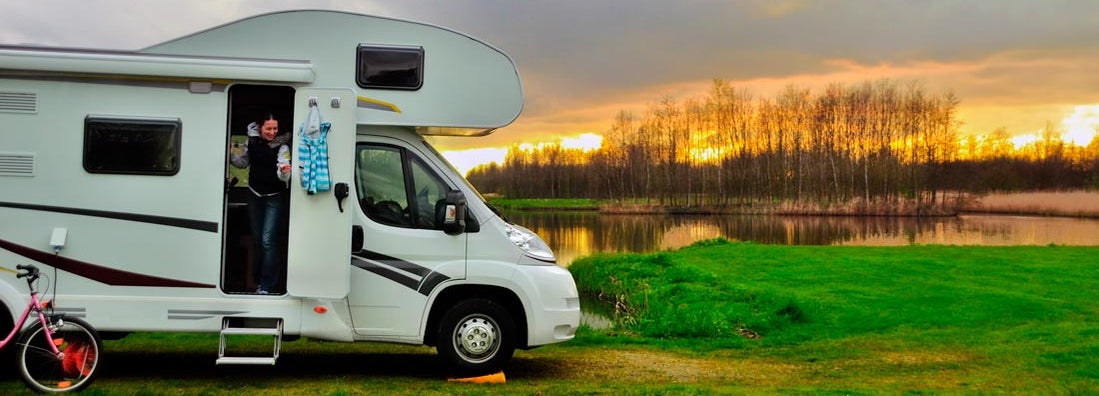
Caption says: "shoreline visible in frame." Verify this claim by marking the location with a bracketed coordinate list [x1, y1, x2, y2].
[596, 202, 960, 217]
[491, 190, 1099, 219]
[956, 208, 1099, 219]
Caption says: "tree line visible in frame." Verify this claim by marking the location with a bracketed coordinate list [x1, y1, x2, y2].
[468, 79, 1099, 210]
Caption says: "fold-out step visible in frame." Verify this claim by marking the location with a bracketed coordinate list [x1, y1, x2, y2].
[217, 317, 283, 365]
[220, 327, 280, 336]
[216, 356, 277, 365]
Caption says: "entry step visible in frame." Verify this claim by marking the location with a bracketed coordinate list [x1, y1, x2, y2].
[216, 356, 277, 365]
[217, 317, 283, 366]
[220, 327, 280, 336]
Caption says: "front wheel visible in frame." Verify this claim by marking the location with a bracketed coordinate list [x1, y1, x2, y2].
[436, 298, 515, 376]
[17, 316, 103, 393]
[0, 304, 16, 379]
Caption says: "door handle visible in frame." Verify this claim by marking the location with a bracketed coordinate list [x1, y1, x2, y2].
[334, 182, 349, 213]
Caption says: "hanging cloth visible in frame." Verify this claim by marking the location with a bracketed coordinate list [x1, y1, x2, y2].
[298, 105, 331, 195]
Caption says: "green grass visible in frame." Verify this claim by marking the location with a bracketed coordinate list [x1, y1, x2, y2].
[2, 242, 1097, 394]
[571, 239, 1099, 393]
[486, 198, 601, 211]
[569, 249, 808, 343]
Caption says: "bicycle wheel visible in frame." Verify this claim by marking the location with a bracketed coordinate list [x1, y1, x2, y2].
[17, 316, 102, 393]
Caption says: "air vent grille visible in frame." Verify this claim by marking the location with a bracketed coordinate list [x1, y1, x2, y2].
[0, 153, 35, 176]
[0, 91, 37, 114]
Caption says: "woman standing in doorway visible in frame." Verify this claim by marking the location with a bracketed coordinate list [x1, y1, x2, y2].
[230, 113, 291, 294]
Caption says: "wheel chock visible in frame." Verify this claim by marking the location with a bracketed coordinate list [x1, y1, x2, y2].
[447, 371, 506, 384]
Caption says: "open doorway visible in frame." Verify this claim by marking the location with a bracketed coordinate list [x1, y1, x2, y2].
[223, 84, 295, 294]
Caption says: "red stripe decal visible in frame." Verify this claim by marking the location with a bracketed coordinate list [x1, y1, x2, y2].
[0, 238, 215, 288]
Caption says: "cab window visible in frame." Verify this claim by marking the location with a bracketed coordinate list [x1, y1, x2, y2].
[356, 144, 449, 230]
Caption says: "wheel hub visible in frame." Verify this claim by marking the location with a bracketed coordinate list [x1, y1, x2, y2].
[455, 316, 498, 358]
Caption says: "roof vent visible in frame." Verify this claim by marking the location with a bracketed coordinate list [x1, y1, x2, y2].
[0, 91, 38, 114]
[0, 152, 35, 176]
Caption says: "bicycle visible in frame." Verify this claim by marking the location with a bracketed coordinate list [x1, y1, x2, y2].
[0, 264, 102, 393]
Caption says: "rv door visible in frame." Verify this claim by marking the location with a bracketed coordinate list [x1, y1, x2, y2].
[286, 88, 355, 298]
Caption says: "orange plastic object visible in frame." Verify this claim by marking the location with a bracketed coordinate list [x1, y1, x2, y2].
[447, 371, 506, 384]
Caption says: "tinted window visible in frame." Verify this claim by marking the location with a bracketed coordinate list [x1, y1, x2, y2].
[84, 117, 181, 175]
[356, 145, 409, 227]
[410, 156, 449, 229]
[355, 144, 450, 230]
[356, 45, 424, 90]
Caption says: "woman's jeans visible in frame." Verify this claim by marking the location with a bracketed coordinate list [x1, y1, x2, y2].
[248, 192, 287, 292]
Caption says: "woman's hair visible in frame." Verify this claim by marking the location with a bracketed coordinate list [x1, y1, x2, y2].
[260, 112, 279, 123]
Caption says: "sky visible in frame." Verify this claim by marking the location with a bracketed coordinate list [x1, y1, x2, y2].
[3, 0, 1099, 174]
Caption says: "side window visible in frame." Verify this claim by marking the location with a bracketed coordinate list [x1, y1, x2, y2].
[355, 144, 450, 230]
[84, 116, 181, 175]
[355, 45, 424, 90]
[357, 146, 410, 227]
[410, 156, 449, 230]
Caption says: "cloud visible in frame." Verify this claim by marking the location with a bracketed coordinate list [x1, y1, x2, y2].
[4, 0, 1097, 148]
[0, 0, 388, 49]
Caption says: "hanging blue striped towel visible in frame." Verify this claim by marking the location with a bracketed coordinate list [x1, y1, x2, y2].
[298, 106, 331, 194]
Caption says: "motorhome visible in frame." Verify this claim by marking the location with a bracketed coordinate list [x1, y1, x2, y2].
[0, 10, 579, 375]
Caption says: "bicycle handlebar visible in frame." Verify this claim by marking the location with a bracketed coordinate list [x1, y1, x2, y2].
[15, 264, 39, 279]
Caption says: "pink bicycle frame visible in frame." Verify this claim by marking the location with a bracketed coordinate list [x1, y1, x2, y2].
[0, 290, 64, 357]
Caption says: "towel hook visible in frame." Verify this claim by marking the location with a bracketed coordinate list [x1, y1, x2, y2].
[308, 97, 318, 108]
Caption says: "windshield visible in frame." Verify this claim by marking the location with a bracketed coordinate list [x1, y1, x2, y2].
[420, 139, 491, 205]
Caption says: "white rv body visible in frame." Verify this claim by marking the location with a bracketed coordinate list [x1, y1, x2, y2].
[0, 10, 578, 373]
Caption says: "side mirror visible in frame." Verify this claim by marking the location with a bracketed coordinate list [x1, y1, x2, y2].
[440, 190, 466, 236]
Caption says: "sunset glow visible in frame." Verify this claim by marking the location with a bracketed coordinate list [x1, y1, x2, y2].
[442, 133, 604, 176]
[1010, 134, 1041, 151]
[7, 2, 1098, 177]
[561, 133, 603, 152]
[1062, 105, 1099, 147]
[440, 147, 507, 177]
[445, 103, 1099, 174]
[690, 147, 726, 163]
[1005, 104, 1099, 151]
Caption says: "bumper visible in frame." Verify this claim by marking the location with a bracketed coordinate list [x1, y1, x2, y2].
[514, 264, 580, 347]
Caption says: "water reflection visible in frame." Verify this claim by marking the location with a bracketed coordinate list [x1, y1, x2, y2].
[500, 211, 1099, 266]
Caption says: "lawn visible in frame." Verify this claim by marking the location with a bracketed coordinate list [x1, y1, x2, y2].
[1, 242, 1096, 394]
[571, 240, 1099, 393]
[485, 198, 601, 211]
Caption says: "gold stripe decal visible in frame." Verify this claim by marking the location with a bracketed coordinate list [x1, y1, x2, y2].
[357, 96, 401, 113]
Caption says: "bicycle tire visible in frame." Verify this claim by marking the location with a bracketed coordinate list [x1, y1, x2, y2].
[17, 316, 103, 393]
[0, 303, 17, 379]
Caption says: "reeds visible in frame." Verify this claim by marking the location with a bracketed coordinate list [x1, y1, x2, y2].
[962, 190, 1099, 218]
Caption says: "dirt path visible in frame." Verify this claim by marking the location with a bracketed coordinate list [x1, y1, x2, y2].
[511, 348, 800, 385]
[0, 343, 1008, 394]
[504, 345, 988, 392]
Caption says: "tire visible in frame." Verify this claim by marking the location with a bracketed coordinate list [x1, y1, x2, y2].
[0, 304, 15, 379]
[436, 298, 515, 376]
[17, 316, 102, 393]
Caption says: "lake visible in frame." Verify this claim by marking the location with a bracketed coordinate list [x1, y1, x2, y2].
[500, 211, 1099, 266]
